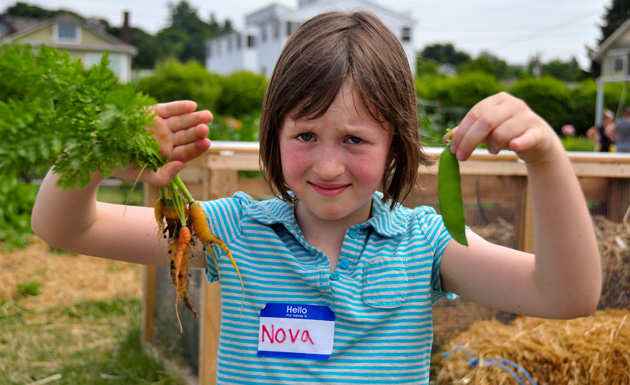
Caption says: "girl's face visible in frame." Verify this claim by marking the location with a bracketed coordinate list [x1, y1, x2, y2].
[279, 81, 393, 228]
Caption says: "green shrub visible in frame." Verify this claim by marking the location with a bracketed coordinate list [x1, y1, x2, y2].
[209, 114, 260, 142]
[136, 58, 223, 112]
[0, 176, 38, 250]
[434, 72, 503, 109]
[508, 76, 570, 133]
[217, 70, 267, 117]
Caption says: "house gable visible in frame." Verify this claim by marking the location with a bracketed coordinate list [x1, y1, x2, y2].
[0, 12, 136, 82]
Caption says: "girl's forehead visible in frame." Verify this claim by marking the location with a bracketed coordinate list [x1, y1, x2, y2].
[286, 81, 380, 122]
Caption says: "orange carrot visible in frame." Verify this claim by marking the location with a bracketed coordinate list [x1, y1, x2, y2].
[154, 198, 165, 227]
[172, 225, 196, 332]
[189, 201, 244, 313]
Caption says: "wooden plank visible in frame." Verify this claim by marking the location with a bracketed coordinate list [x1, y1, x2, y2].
[607, 179, 630, 222]
[142, 185, 159, 343]
[515, 178, 535, 253]
[199, 282, 221, 385]
[209, 169, 240, 201]
[206, 154, 260, 171]
[141, 265, 158, 343]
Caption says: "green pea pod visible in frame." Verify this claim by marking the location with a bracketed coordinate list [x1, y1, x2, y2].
[438, 146, 468, 246]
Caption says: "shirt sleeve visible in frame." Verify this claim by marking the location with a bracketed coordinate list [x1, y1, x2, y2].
[199, 192, 252, 283]
[416, 206, 458, 303]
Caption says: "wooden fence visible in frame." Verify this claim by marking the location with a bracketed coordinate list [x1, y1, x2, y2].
[141, 141, 630, 384]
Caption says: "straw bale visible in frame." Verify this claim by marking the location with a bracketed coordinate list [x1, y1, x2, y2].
[435, 309, 630, 385]
[592, 216, 630, 309]
[0, 237, 142, 310]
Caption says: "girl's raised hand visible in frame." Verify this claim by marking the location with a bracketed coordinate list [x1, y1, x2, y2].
[114, 100, 213, 186]
[447, 92, 561, 166]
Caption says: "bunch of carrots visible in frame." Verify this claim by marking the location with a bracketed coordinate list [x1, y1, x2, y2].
[155, 176, 244, 332]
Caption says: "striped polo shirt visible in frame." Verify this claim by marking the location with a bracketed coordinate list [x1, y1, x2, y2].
[200, 191, 454, 384]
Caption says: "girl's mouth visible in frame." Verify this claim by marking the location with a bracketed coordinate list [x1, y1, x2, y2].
[309, 182, 349, 196]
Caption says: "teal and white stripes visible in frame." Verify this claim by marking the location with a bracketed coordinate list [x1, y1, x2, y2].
[200, 192, 453, 384]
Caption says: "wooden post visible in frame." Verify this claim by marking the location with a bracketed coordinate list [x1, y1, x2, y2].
[515, 177, 535, 253]
[607, 178, 630, 222]
[142, 184, 159, 343]
[198, 282, 222, 385]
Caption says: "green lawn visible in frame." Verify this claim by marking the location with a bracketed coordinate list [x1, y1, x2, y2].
[0, 298, 186, 385]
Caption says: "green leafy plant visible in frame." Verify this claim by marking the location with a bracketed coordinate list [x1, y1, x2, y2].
[15, 279, 41, 297]
[0, 44, 198, 228]
[0, 175, 38, 249]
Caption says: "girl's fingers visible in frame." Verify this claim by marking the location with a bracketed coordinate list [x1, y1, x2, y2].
[167, 110, 213, 133]
[453, 99, 518, 160]
[172, 123, 209, 148]
[171, 137, 212, 163]
[154, 100, 198, 119]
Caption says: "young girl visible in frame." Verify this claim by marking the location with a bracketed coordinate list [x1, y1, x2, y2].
[32, 10, 601, 385]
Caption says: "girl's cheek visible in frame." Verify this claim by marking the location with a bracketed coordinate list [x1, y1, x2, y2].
[281, 146, 310, 178]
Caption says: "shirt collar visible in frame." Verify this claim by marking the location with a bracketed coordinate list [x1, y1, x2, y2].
[244, 192, 408, 238]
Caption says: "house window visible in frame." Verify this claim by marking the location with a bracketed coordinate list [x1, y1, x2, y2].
[286, 21, 299, 36]
[401, 27, 411, 42]
[273, 21, 280, 40]
[612, 55, 627, 76]
[55, 23, 80, 43]
[247, 35, 256, 48]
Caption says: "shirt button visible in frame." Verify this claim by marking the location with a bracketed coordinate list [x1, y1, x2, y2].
[330, 272, 340, 281]
[339, 259, 350, 269]
[348, 230, 358, 239]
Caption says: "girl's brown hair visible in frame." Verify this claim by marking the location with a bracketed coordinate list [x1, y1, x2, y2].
[259, 10, 431, 207]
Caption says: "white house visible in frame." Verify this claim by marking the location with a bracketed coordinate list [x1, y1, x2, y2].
[206, 0, 417, 77]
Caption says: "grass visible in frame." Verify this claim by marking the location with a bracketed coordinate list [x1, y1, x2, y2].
[97, 181, 145, 206]
[0, 297, 187, 385]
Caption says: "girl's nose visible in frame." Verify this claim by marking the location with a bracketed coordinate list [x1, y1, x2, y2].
[313, 146, 345, 179]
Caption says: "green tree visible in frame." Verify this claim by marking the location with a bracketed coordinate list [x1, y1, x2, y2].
[542, 57, 583, 82]
[598, 0, 630, 44]
[508, 76, 571, 132]
[420, 43, 471, 66]
[156, 0, 233, 64]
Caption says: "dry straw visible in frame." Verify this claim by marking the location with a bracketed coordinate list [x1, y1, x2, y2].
[0, 237, 142, 310]
[435, 310, 630, 385]
[436, 215, 630, 385]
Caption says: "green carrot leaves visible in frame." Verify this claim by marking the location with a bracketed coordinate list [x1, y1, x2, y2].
[0, 44, 161, 189]
[438, 135, 468, 246]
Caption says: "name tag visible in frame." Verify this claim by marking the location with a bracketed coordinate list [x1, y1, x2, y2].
[258, 303, 335, 360]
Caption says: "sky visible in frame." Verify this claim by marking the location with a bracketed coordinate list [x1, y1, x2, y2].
[1, 0, 613, 69]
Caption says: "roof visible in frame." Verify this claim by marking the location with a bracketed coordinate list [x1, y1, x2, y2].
[591, 18, 630, 62]
[0, 12, 136, 54]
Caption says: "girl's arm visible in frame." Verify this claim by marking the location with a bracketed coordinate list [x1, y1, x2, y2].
[31, 101, 212, 268]
[439, 92, 601, 319]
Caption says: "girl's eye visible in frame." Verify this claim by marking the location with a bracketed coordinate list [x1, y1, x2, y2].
[297, 133, 314, 142]
[346, 136, 363, 144]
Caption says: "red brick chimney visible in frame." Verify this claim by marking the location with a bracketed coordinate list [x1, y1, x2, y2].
[122, 11, 131, 44]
